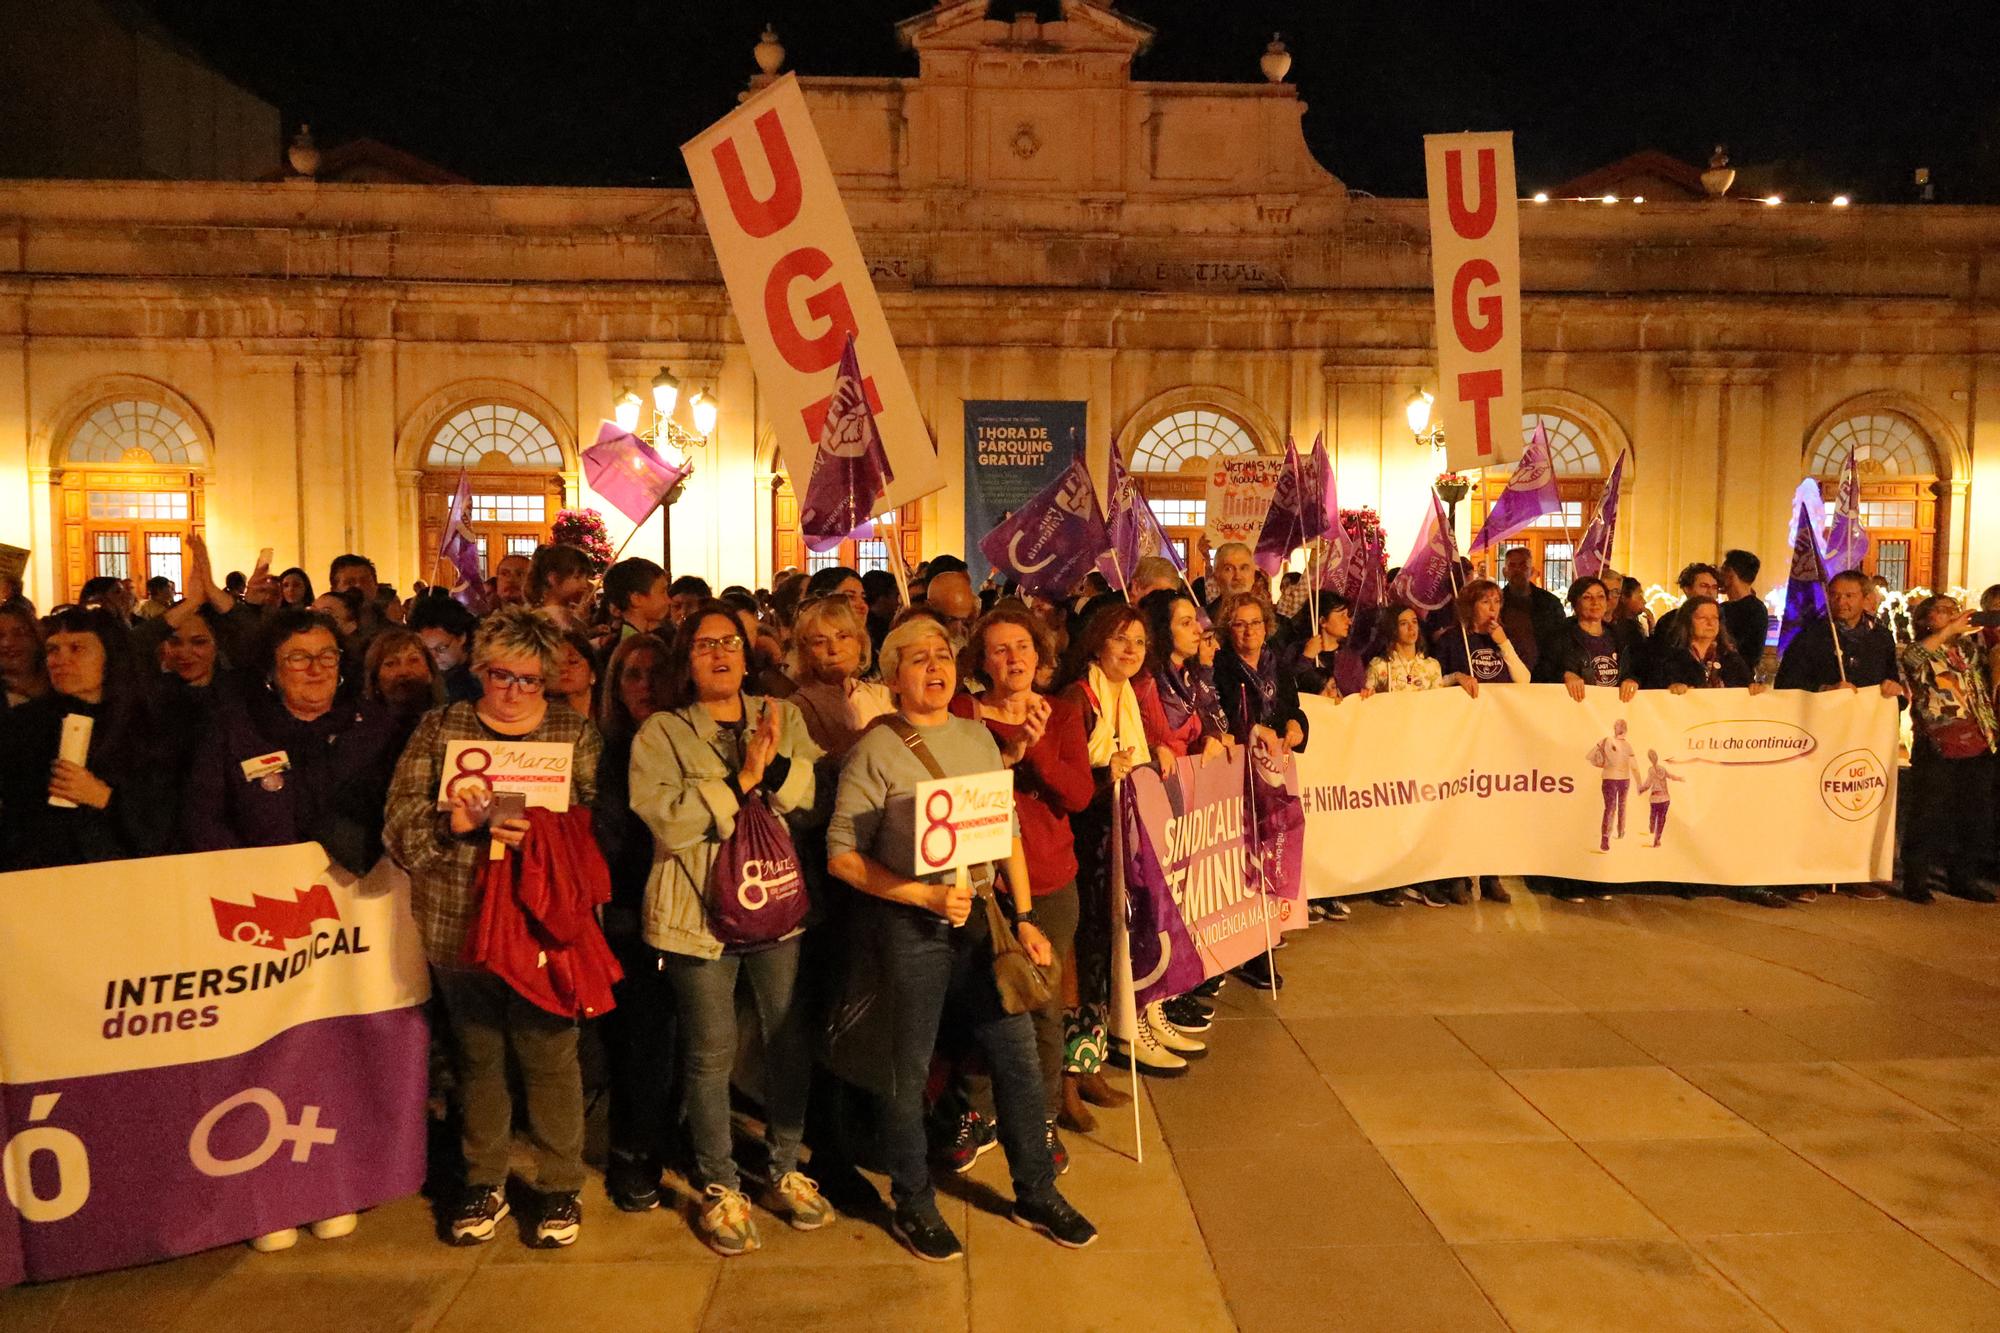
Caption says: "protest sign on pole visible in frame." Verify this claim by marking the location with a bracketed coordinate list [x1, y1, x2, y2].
[1202, 455, 1287, 546]
[0, 846, 430, 1284]
[963, 402, 1085, 586]
[910, 770, 1015, 877]
[1424, 131, 1524, 471]
[437, 739, 576, 812]
[681, 74, 941, 515]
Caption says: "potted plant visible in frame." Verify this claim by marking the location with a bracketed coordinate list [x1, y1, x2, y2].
[550, 508, 614, 573]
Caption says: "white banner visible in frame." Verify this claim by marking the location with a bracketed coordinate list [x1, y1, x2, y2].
[1294, 687, 1898, 893]
[1202, 455, 1286, 545]
[681, 74, 941, 514]
[1424, 131, 1523, 471]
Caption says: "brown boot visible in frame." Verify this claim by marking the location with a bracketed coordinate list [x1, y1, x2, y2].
[1076, 1069, 1132, 1108]
[1058, 1073, 1097, 1133]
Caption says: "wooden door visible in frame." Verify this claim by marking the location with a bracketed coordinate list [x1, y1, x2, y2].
[58, 469, 203, 600]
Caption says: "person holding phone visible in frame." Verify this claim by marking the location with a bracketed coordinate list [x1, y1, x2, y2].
[1899, 594, 1999, 904]
[827, 616, 1094, 1262]
[383, 606, 603, 1251]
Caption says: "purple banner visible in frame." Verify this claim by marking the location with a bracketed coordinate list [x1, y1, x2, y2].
[3, 1009, 427, 1283]
[1390, 492, 1458, 612]
[977, 454, 1111, 596]
[1573, 448, 1627, 580]
[1471, 421, 1562, 552]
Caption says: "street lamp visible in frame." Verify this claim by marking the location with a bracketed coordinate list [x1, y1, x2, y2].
[1407, 387, 1470, 527]
[614, 365, 714, 579]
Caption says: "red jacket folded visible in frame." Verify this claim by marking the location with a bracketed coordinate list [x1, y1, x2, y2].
[464, 806, 623, 1019]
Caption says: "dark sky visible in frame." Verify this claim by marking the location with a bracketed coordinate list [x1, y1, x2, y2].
[140, 0, 2000, 202]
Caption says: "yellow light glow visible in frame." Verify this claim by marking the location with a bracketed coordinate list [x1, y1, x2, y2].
[1832, 195, 1851, 207]
[613, 391, 642, 434]
[1532, 191, 1549, 203]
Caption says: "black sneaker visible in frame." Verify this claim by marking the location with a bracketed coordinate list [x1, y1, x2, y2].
[1906, 882, 1936, 905]
[892, 1207, 964, 1262]
[1948, 879, 1998, 904]
[1418, 883, 1453, 908]
[1374, 888, 1406, 908]
[1162, 995, 1212, 1032]
[1233, 955, 1283, 991]
[606, 1154, 661, 1213]
[1481, 877, 1512, 904]
[1010, 1191, 1098, 1249]
[1193, 975, 1225, 999]
[1739, 887, 1790, 909]
[448, 1184, 509, 1246]
[940, 1110, 997, 1174]
[532, 1191, 581, 1248]
[1046, 1121, 1070, 1176]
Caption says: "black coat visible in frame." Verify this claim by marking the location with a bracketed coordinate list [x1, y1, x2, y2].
[0, 694, 175, 870]
[1212, 649, 1310, 752]
[1647, 644, 1753, 690]
[1775, 616, 1900, 692]
[1539, 619, 1643, 687]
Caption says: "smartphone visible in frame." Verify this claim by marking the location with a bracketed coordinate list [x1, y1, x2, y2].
[256, 546, 274, 570]
[488, 791, 528, 827]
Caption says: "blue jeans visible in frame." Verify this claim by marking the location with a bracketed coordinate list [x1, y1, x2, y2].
[865, 896, 1056, 1216]
[663, 939, 809, 1193]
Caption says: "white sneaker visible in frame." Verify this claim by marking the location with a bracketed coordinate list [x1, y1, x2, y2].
[248, 1228, 299, 1253]
[309, 1213, 358, 1241]
[1121, 1013, 1188, 1075]
[1145, 1000, 1206, 1055]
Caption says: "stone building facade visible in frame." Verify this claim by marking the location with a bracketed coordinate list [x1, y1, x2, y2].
[1, 0, 1994, 606]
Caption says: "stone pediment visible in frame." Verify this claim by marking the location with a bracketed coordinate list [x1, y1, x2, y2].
[895, 1, 1155, 63]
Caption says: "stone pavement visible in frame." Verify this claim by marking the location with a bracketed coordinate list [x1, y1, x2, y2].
[6, 884, 2000, 1332]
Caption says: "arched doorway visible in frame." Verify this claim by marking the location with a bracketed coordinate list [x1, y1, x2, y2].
[1468, 412, 1605, 588]
[417, 403, 567, 582]
[771, 465, 923, 577]
[1124, 407, 1260, 578]
[53, 396, 209, 601]
[1806, 411, 1941, 591]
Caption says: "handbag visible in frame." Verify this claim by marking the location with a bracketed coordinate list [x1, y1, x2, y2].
[1924, 715, 1992, 760]
[702, 708, 811, 946]
[882, 716, 1060, 1016]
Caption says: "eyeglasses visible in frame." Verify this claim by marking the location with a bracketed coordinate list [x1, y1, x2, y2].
[692, 634, 744, 655]
[482, 667, 545, 693]
[1228, 619, 1267, 634]
[1110, 633, 1148, 651]
[279, 649, 341, 671]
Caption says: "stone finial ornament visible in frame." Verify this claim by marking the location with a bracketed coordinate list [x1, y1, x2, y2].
[1702, 145, 1735, 199]
[1260, 33, 1291, 84]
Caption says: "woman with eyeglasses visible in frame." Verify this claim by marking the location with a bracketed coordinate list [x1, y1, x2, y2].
[627, 599, 830, 1257]
[0, 606, 173, 870]
[384, 606, 604, 1251]
[180, 607, 399, 1253]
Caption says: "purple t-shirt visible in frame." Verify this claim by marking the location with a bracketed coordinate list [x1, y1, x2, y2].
[1437, 631, 1509, 683]
[1576, 630, 1621, 685]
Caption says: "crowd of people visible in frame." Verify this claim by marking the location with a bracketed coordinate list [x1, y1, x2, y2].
[0, 530, 1995, 1262]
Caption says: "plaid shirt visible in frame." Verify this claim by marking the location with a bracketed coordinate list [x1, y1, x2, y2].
[383, 700, 602, 966]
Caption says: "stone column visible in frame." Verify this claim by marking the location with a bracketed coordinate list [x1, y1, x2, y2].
[1667, 363, 1771, 577]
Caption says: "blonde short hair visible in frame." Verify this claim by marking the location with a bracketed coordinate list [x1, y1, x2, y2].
[472, 605, 565, 679]
[788, 594, 872, 679]
[877, 615, 952, 696]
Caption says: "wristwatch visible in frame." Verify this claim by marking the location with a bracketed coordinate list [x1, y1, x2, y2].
[1014, 909, 1040, 928]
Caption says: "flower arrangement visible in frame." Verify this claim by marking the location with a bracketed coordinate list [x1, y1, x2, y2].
[551, 507, 614, 572]
[1435, 470, 1471, 490]
[1337, 507, 1390, 571]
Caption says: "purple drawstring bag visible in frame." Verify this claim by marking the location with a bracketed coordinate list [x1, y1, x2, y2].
[707, 795, 809, 947]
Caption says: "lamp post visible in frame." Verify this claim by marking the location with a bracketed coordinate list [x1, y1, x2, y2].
[1406, 388, 1472, 529]
[613, 366, 714, 580]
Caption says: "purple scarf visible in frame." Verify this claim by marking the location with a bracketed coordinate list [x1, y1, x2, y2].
[1155, 659, 1229, 738]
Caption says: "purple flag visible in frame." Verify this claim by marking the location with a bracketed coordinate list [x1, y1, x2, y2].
[979, 454, 1111, 595]
[1471, 421, 1563, 552]
[1389, 493, 1458, 612]
[1324, 527, 1385, 610]
[583, 421, 689, 526]
[1779, 493, 1830, 654]
[1307, 434, 1345, 558]
[1252, 435, 1312, 578]
[1823, 448, 1869, 575]
[1120, 780, 1206, 1006]
[438, 470, 490, 614]
[1098, 442, 1186, 592]
[1572, 448, 1627, 580]
[800, 334, 895, 553]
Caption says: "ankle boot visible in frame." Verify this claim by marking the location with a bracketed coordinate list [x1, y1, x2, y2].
[1075, 1069, 1132, 1108]
[1058, 1073, 1097, 1133]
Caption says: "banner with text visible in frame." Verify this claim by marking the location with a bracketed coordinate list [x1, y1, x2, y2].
[1293, 687, 1899, 894]
[682, 74, 941, 514]
[1202, 455, 1287, 546]
[0, 846, 431, 1285]
[963, 401, 1085, 586]
[1424, 131, 1523, 470]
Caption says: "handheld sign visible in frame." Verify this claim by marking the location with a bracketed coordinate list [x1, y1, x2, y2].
[1424, 131, 1524, 471]
[912, 770, 1015, 877]
[1202, 456, 1287, 546]
[436, 740, 575, 814]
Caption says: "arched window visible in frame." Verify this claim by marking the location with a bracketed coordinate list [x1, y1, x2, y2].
[1128, 409, 1256, 473]
[56, 397, 209, 598]
[1468, 412, 1608, 589]
[1807, 410, 1941, 590]
[418, 402, 567, 581]
[1123, 407, 1261, 574]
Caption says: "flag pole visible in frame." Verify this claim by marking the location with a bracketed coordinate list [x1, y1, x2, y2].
[609, 493, 669, 565]
[1110, 779, 1144, 1165]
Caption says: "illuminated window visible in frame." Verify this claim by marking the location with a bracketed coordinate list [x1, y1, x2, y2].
[855, 538, 890, 574]
[67, 400, 206, 465]
[92, 531, 130, 579]
[87, 491, 190, 520]
[1808, 413, 1937, 478]
[1150, 498, 1207, 528]
[1520, 413, 1603, 476]
[426, 404, 563, 469]
[505, 534, 539, 557]
[470, 494, 548, 523]
[1128, 410, 1256, 473]
[146, 533, 184, 586]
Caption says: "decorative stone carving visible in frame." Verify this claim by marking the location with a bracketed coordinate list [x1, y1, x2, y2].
[1702, 146, 1735, 199]
[1011, 123, 1042, 160]
[1260, 34, 1292, 84]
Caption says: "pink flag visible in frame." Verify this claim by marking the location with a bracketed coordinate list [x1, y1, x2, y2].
[583, 422, 689, 524]
[1307, 434, 1345, 559]
[1389, 492, 1459, 612]
[1572, 449, 1627, 580]
[1471, 421, 1562, 552]
[800, 334, 895, 553]
[438, 470, 490, 614]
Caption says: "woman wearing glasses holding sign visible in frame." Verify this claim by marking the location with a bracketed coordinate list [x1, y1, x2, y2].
[627, 599, 828, 1258]
[828, 616, 1095, 1263]
[384, 606, 603, 1252]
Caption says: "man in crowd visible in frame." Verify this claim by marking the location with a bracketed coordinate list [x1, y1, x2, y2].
[923, 566, 979, 652]
[667, 574, 712, 626]
[1650, 562, 1722, 664]
[1719, 549, 1769, 666]
[493, 553, 532, 607]
[1204, 541, 1258, 616]
[138, 575, 176, 620]
[1129, 555, 1181, 603]
[602, 558, 670, 639]
[1499, 546, 1565, 677]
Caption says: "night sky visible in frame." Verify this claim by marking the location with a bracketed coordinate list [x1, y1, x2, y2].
[138, 0, 2000, 203]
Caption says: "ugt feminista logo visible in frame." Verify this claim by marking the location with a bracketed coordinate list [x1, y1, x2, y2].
[211, 885, 340, 950]
[1819, 749, 1888, 822]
